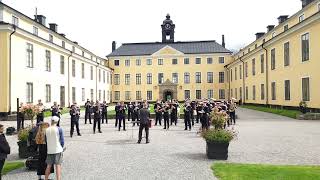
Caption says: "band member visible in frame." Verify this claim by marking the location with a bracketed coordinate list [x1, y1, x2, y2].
[201, 102, 210, 131]
[229, 99, 237, 125]
[118, 101, 127, 131]
[190, 101, 196, 126]
[51, 102, 62, 126]
[154, 100, 162, 126]
[127, 101, 134, 121]
[170, 100, 178, 126]
[84, 99, 92, 124]
[69, 102, 81, 137]
[93, 101, 102, 134]
[115, 102, 120, 128]
[101, 101, 108, 124]
[132, 101, 140, 127]
[36, 100, 45, 124]
[17, 103, 25, 131]
[196, 102, 203, 123]
[184, 102, 192, 131]
[137, 103, 150, 144]
[163, 102, 170, 130]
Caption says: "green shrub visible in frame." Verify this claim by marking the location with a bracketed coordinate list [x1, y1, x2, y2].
[18, 127, 31, 142]
[202, 129, 236, 143]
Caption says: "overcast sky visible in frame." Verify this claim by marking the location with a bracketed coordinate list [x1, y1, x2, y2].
[3, 0, 301, 57]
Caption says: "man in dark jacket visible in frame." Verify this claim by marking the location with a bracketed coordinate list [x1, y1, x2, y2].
[93, 101, 102, 134]
[137, 103, 150, 144]
[84, 99, 92, 124]
[70, 102, 81, 137]
[0, 124, 11, 179]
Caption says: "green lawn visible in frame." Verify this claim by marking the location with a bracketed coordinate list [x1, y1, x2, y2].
[43, 107, 85, 117]
[241, 105, 300, 119]
[2, 161, 25, 175]
[212, 163, 320, 180]
[107, 103, 185, 115]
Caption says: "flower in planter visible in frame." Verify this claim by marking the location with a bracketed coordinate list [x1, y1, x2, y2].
[209, 107, 229, 129]
[20, 104, 40, 126]
[202, 128, 237, 143]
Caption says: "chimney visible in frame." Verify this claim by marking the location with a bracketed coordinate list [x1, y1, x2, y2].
[267, 25, 275, 32]
[278, 15, 289, 24]
[222, 35, 225, 48]
[49, 23, 58, 32]
[112, 41, 116, 52]
[301, 0, 314, 8]
[34, 15, 46, 26]
[255, 32, 265, 40]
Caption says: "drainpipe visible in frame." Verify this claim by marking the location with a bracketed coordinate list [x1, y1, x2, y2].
[224, 65, 231, 100]
[239, 57, 245, 104]
[262, 43, 269, 106]
[9, 25, 16, 114]
[67, 52, 72, 107]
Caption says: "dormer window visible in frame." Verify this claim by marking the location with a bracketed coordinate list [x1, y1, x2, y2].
[72, 46, 75, 53]
[49, 34, 53, 42]
[284, 24, 289, 31]
[299, 14, 305, 22]
[33, 26, 38, 36]
[62, 41, 65, 48]
[272, 32, 276, 38]
[82, 51, 85, 57]
[12, 16, 19, 26]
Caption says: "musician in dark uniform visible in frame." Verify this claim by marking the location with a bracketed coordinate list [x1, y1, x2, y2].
[70, 102, 81, 137]
[127, 101, 134, 121]
[163, 102, 170, 130]
[154, 100, 162, 126]
[118, 101, 127, 131]
[51, 102, 61, 126]
[196, 102, 203, 123]
[184, 102, 192, 131]
[132, 101, 140, 127]
[170, 100, 178, 126]
[17, 102, 25, 131]
[201, 102, 210, 131]
[101, 101, 108, 124]
[36, 99, 45, 124]
[93, 101, 102, 133]
[84, 99, 92, 124]
[137, 103, 150, 144]
[115, 102, 120, 128]
[190, 101, 196, 126]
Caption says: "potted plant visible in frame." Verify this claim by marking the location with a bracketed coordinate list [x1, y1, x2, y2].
[17, 127, 31, 158]
[299, 101, 307, 114]
[20, 103, 40, 126]
[202, 107, 237, 160]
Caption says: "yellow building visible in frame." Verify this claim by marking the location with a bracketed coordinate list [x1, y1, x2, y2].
[107, 14, 232, 102]
[226, 0, 320, 110]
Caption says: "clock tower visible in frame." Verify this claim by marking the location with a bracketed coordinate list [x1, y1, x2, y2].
[161, 14, 175, 43]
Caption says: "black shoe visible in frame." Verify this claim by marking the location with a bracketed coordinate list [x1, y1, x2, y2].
[70, 134, 73, 138]
[137, 141, 141, 144]
[78, 134, 81, 136]
[123, 129, 126, 131]
[146, 140, 150, 144]
[98, 131, 102, 133]
[93, 131, 95, 134]
[184, 129, 187, 130]
[163, 128, 166, 129]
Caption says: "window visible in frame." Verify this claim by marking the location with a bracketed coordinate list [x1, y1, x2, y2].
[184, 90, 190, 99]
[82, 51, 85, 57]
[302, 77, 310, 101]
[255, 44, 258, 49]
[147, 91, 152, 100]
[81, 63, 85, 79]
[72, 87, 76, 103]
[252, 58, 256, 76]
[12, 16, 19, 26]
[285, 80, 291, 100]
[272, 32, 276, 38]
[301, 33, 309, 62]
[207, 90, 214, 99]
[271, 48, 276, 70]
[219, 72, 224, 83]
[107, 72, 110, 84]
[235, 88, 238, 99]
[59, 56, 65, 75]
[158, 73, 164, 84]
[136, 91, 142, 100]
[252, 85, 256, 100]
[158, 59, 163, 65]
[103, 90, 106, 101]
[231, 89, 233, 98]
[184, 73, 190, 84]
[235, 67, 237, 80]
[72, 46, 75, 53]
[261, 84, 265, 100]
[207, 57, 213, 64]
[195, 72, 201, 83]
[72, 60, 76, 77]
[261, 54, 265, 73]
[147, 73, 152, 84]
[172, 73, 178, 83]
[195, 58, 201, 64]
[82, 88, 85, 101]
[125, 59, 130, 66]
[245, 62, 248, 77]
[219, 57, 225, 64]
[26, 82, 33, 103]
[299, 14, 304, 22]
[207, 72, 213, 83]
[60, 86, 65, 107]
[240, 87, 243, 100]
[136, 74, 141, 85]
[196, 90, 201, 99]
[219, 89, 225, 99]
[90, 66, 93, 80]
[115, 91, 120, 101]
[146, 59, 152, 65]
[271, 82, 276, 100]
[125, 91, 131, 101]
[284, 24, 289, 31]
[239, 65, 242, 79]
[114, 74, 120, 85]
[136, 59, 141, 66]
[49, 34, 53, 43]
[90, 89, 94, 100]
[125, 74, 130, 85]
[283, 42, 290, 67]
[62, 41, 65, 48]
[248, 48, 251, 53]
[184, 58, 189, 64]
[99, 69, 101, 82]
[318, 3, 320, 11]
[103, 71, 106, 83]
[45, 50, 51, 72]
[114, 60, 120, 66]
[172, 59, 178, 65]
[26, 43, 34, 68]
[245, 86, 249, 100]
[33, 26, 38, 36]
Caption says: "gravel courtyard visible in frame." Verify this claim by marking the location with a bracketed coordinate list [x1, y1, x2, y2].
[2, 107, 320, 180]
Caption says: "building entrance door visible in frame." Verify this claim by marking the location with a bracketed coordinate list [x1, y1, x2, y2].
[164, 91, 173, 101]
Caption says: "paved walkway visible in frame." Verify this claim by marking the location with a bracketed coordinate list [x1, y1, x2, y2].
[2, 107, 320, 180]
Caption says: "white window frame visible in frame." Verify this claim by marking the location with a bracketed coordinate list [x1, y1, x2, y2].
[299, 14, 305, 22]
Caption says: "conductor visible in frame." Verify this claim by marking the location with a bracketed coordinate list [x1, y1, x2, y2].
[137, 103, 150, 144]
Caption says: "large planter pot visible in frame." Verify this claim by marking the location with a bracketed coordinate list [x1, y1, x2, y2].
[17, 141, 36, 158]
[300, 106, 307, 114]
[206, 141, 229, 160]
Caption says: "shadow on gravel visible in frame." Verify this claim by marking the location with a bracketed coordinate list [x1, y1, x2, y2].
[171, 152, 209, 161]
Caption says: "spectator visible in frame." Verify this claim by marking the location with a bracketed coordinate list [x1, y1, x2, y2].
[0, 124, 10, 179]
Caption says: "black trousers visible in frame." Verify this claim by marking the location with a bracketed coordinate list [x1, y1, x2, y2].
[17, 117, 24, 131]
[36, 114, 44, 124]
[163, 114, 170, 129]
[170, 113, 177, 125]
[155, 113, 162, 125]
[196, 112, 201, 123]
[85, 111, 92, 124]
[128, 111, 132, 121]
[191, 113, 195, 126]
[115, 114, 119, 127]
[0, 159, 5, 180]
[132, 113, 139, 126]
[201, 116, 209, 130]
[93, 118, 101, 133]
[118, 115, 126, 131]
[184, 117, 191, 130]
[138, 123, 149, 142]
[229, 111, 236, 124]
[101, 112, 108, 124]
[70, 119, 80, 135]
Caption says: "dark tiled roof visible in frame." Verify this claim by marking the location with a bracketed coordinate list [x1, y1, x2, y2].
[107, 41, 231, 57]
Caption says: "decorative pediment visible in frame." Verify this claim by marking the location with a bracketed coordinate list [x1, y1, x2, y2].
[159, 79, 178, 86]
[152, 45, 184, 57]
